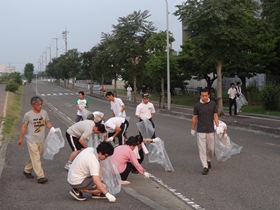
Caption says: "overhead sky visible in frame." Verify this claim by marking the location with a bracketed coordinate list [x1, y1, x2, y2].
[0, 0, 185, 72]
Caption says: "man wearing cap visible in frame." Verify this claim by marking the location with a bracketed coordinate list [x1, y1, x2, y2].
[135, 93, 156, 138]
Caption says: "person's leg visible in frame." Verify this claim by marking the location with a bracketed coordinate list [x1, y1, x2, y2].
[149, 119, 156, 138]
[206, 133, 215, 164]
[196, 133, 208, 169]
[118, 120, 129, 145]
[233, 99, 237, 115]
[25, 141, 45, 179]
[229, 99, 233, 115]
[75, 115, 82, 122]
[120, 162, 133, 181]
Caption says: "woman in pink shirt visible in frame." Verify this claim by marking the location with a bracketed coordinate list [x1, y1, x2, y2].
[111, 136, 150, 184]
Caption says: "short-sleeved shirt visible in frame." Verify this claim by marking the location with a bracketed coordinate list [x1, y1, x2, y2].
[67, 120, 95, 139]
[193, 100, 218, 133]
[76, 98, 89, 115]
[92, 111, 104, 123]
[110, 98, 126, 117]
[67, 147, 100, 185]
[228, 88, 237, 99]
[135, 101, 155, 119]
[104, 117, 125, 133]
[23, 109, 49, 143]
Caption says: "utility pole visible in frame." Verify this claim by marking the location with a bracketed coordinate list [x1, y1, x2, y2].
[48, 46, 52, 61]
[53, 37, 58, 57]
[62, 29, 69, 53]
[165, 0, 171, 110]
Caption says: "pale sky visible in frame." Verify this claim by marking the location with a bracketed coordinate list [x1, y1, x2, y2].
[0, 0, 185, 72]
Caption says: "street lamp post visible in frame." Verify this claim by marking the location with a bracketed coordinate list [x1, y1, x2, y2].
[165, 0, 171, 110]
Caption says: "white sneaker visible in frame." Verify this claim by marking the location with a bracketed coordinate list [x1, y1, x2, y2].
[64, 162, 71, 171]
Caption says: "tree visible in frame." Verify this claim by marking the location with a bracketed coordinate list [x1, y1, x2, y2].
[112, 10, 156, 103]
[175, 0, 272, 115]
[24, 63, 34, 83]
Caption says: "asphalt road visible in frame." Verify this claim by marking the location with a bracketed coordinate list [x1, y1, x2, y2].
[0, 81, 280, 210]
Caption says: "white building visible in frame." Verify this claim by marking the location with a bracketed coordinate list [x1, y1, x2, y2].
[0, 64, 16, 76]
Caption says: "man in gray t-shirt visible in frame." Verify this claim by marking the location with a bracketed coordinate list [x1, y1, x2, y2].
[18, 96, 54, 184]
[191, 89, 219, 175]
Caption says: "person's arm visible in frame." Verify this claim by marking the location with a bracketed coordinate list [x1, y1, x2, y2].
[213, 113, 219, 127]
[129, 150, 145, 174]
[18, 123, 27, 146]
[85, 99, 89, 109]
[112, 126, 121, 138]
[120, 105, 125, 113]
[78, 137, 88, 148]
[191, 115, 197, 130]
[93, 175, 108, 194]
[45, 120, 52, 129]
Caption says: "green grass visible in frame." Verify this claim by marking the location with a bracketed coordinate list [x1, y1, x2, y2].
[1, 86, 23, 142]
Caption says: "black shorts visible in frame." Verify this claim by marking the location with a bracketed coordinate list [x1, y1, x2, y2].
[66, 132, 84, 151]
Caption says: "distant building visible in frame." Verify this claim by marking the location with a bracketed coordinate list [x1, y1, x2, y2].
[0, 64, 16, 76]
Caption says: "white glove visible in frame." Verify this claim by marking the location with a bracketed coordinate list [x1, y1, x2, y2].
[216, 127, 224, 135]
[223, 133, 228, 138]
[50, 127, 55, 133]
[107, 137, 114, 142]
[118, 112, 122, 117]
[143, 172, 150, 178]
[105, 192, 116, 202]
[153, 137, 160, 143]
[191, 129, 195, 136]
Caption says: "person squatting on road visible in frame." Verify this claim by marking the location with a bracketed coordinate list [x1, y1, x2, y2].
[18, 96, 54, 184]
[191, 88, 220, 175]
[111, 136, 150, 185]
[64, 120, 106, 170]
[75, 91, 89, 122]
[67, 142, 116, 202]
[105, 91, 126, 118]
[135, 93, 156, 138]
[104, 116, 129, 146]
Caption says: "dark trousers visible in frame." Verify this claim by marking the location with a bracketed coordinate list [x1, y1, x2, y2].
[229, 98, 237, 115]
[108, 120, 129, 145]
[120, 162, 133, 180]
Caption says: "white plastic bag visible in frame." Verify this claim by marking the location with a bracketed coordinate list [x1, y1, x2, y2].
[43, 128, 65, 160]
[100, 157, 121, 195]
[147, 138, 174, 172]
[136, 119, 155, 138]
[215, 134, 243, 162]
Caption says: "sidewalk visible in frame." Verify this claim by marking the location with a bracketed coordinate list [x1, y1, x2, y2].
[73, 83, 280, 136]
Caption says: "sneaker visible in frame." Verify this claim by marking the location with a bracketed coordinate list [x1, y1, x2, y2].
[207, 161, 211, 169]
[92, 193, 106, 199]
[70, 189, 86, 201]
[202, 167, 209, 175]
[37, 177, 48, 184]
[23, 171, 34, 179]
[121, 180, 131, 185]
[64, 162, 71, 171]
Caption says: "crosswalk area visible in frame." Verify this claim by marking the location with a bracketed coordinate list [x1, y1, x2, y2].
[40, 92, 78, 96]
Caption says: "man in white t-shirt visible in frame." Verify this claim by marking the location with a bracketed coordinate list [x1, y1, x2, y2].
[135, 93, 156, 138]
[227, 83, 237, 116]
[126, 85, 132, 101]
[67, 142, 116, 202]
[105, 91, 126, 118]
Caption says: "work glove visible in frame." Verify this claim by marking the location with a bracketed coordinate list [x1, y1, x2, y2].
[191, 129, 196, 136]
[143, 172, 150, 178]
[153, 137, 161, 143]
[105, 193, 116, 202]
[107, 137, 114, 142]
[50, 127, 56, 133]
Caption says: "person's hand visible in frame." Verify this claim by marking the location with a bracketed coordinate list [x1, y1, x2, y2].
[118, 112, 122, 117]
[191, 129, 196, 136]
[223, 133, 228, 138]
[50, 127, 56, 133]
[143, 172, 150, 178]
[105, 193, 116, 202]
[18, 139, 22, 147]
[216, 127, 224, 135]
[153, 137, 160, 143]
[107, 137, 114, 142]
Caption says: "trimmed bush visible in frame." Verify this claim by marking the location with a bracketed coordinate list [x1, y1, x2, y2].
[260, 82, 280, 110]
[5, 81, 20, 93]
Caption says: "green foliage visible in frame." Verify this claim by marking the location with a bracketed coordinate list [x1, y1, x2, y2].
[260, 82, 280, 110]
[5, 81, 20, 92]
[24, 63, 34, 83]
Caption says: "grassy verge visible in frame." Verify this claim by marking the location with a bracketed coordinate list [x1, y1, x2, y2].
[1, 86, 23, 142]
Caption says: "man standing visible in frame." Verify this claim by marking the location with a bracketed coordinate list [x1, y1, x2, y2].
[105, 91, 126, 118]
[228, 83, 237, 116]
[75, 91, 89, 122]
[126, 85, 132, 101]
[135, 93, 156, 138]
[18, 96, 54, 184]
[67, 142, 116, 202]
[191, 88, 220, 175]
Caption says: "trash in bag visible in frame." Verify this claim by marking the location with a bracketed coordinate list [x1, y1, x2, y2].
[43, 128, 65, 160]
[215, 134, 243, 162]
[147, 138, 174, 172]
[236, 95, 248, 111]
[136, 119, 155, 138]
[100, 157, 121, 195]
[81, 108, 91, 120]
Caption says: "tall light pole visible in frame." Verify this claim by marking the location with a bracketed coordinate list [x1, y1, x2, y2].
[165, 0, 171, 110]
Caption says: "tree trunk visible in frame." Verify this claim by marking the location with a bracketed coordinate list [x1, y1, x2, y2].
[133, 75, 137, 104]
[161, 77, 165, 109]
[216, 61, 224, 116]
[114, 75, 117, 97]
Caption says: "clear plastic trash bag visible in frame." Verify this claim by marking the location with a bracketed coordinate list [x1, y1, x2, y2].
[136, 119, 155, 138]
[147, 138, 174, 172]
[100, 157, 121, 195]
[215, 134, 243, 162]
[236, 95, 248, 111]
[43, 128, 65, 160]
[81, 108, 91, 120]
